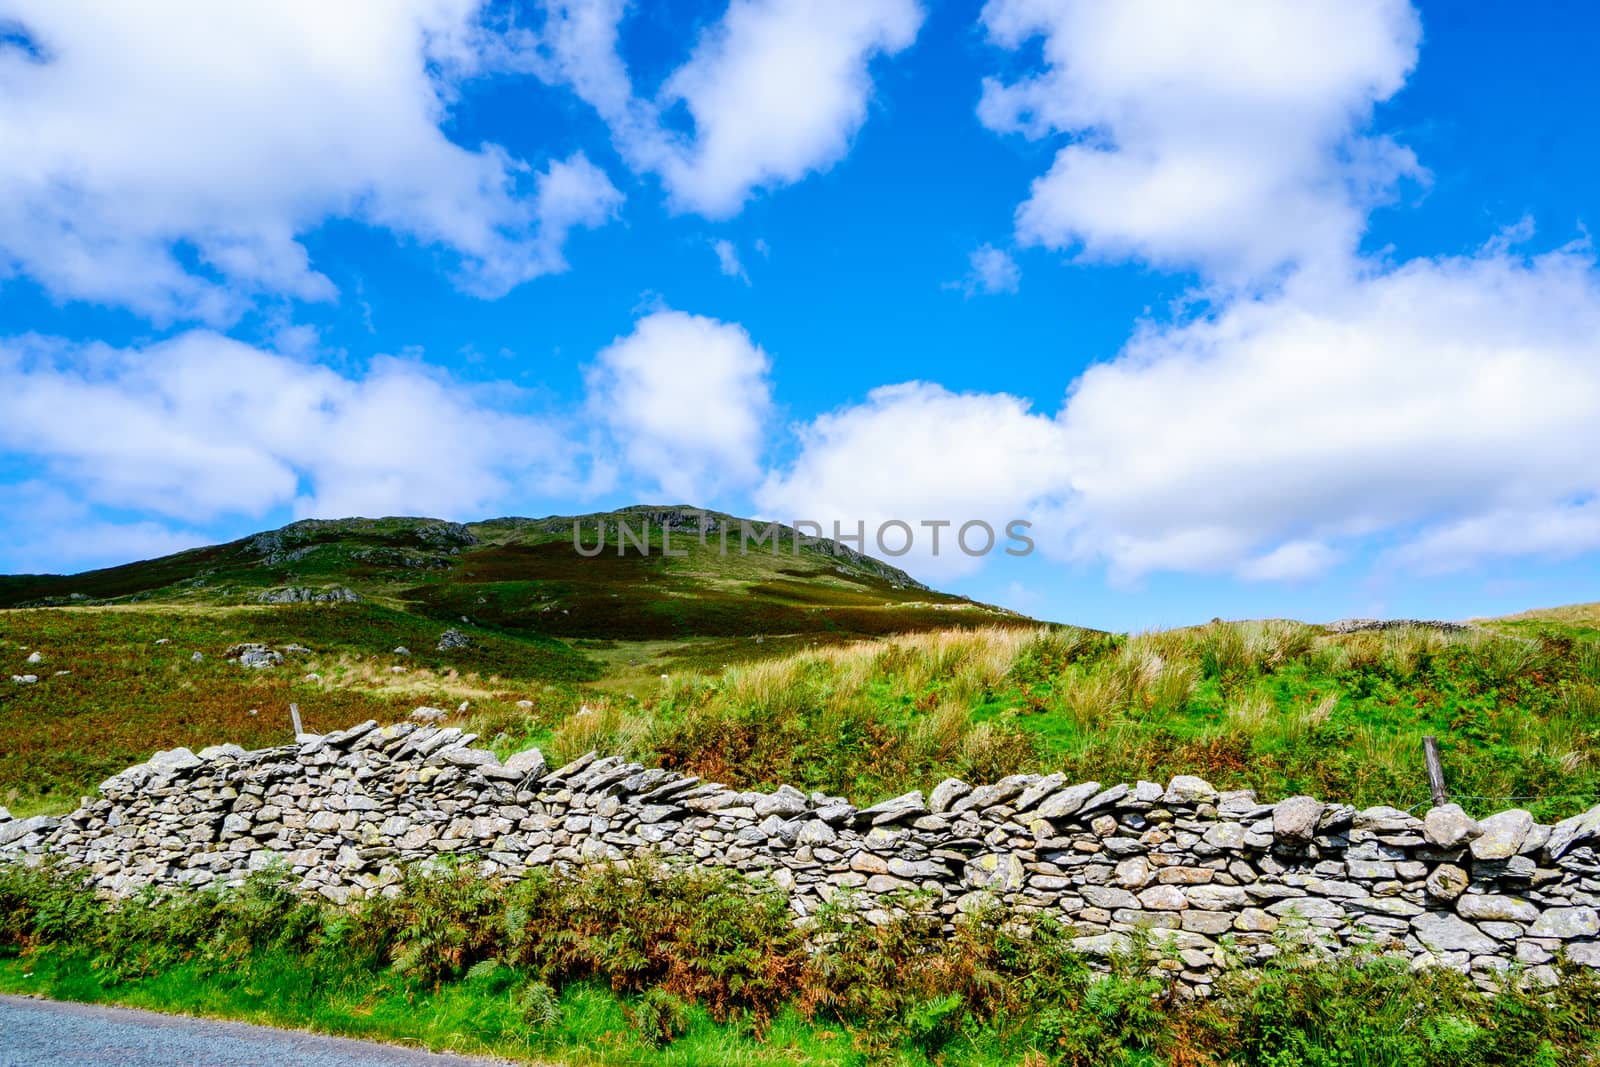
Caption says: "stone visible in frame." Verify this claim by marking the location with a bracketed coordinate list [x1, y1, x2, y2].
[502, 748, 547, 778]
[1455, 894, 1539, 923]
[147, 748, 203, 774]
[1267, 897, 1345, 919]
[1182, 910, 1235, 935]
[225, 644, 283, 669]
[1469, 809, 1534, 861]
[1081, 885, 1139, 910]
[964, 852, 1025, 892]
[1422, 804, 1480, 849]
[1544, 804, 1600, 861]
[436, 628, 472, 651]
[1037, 781, 1102, 821]
[1014, 773, 1066, 813]
[857, 791, 926, 823]
[1527, 906, 1599, 940]
[1164, 775, 1217, 805]
[1137, 885, 1188, 911]
[929, 778, 971, 813]
[1426, 864, 1469, 901]
[0, 815, 58, 847]
[1114, 857, 1151, 888]
[1079, 784, 1130, 816]
[1186, 885, 1246, 910]
[754, 785, 809, 818]
[1235, 908, 1278, 932]
[1412, 913, 1499, 955]
[1273, 796, 1324, 844]
[1202, 823, 1248, 850]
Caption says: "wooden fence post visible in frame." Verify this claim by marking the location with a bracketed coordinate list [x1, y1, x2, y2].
[1422, 735, 1448, 807]
[290, 703, 304, 738]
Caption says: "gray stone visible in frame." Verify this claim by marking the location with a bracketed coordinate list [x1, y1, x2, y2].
[1412, 913, 1499, 955]
[1422, 804, 1481, 849]
[1528, 906, 1599, 940]
[147, 748, 202, 774]
[436, 628, 472, 651]
[1470, 809, 1534, 861]
[1138, 885, 1188, 910]
[858, 790, 926, 823]
[1037, 781, 1102, 821]
[1164, 775, 1217, 805]
[0, 815, 58, 847]
[928, 778, 971, 813]
[1426, 864, 1469, 901]
[502, 748, 546, 778]
[1081, 885, 1139, 910]
[1455, 894, 1539, 923]
[1545, 804, 1600, 861]
[1273, 796, 1324, 843]
[964, 852, 1025, 891]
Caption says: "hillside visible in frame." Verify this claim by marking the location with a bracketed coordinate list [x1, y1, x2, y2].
[0, 507, 1027, 813]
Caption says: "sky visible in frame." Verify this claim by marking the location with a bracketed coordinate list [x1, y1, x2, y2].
[1, 0, 1598, 631]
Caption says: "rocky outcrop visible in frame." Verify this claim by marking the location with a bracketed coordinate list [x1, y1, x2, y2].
[5, 730, 1599, 996]
[254, 586, 361, 605]
[1324, 618, 1473, 634]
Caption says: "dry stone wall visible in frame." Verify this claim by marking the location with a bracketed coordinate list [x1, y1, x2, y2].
[4, 720, 1600, 996]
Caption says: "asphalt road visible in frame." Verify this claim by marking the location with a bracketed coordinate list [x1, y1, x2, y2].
[0, 995, 516, 1067]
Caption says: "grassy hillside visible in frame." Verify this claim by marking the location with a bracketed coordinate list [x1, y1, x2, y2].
[0, 508, 1027, 813]
[497, 619, 1600, 823]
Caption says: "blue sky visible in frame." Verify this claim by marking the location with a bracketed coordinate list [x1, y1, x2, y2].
[1, 0, 1598, 631]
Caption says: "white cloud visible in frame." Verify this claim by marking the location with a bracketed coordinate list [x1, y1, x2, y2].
[978, 0, 1422, 281]
[0, 1, 621, 321]
[0, 331, 581, 523]
[757, 382, 1070, 578]
[953, 243, 1020, 295]
[533, 0, 922, 218]
[1236, 541, 1342, 583]
[1054, 245, 1600, 580]
[585, 309, 774, 501]
[711, 239, 750, 283]
[1393, 501, 1600, 575]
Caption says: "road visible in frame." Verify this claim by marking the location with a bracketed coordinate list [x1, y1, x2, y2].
[0, 995, 517, 1067]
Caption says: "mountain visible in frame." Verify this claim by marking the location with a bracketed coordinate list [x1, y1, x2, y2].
[0, 506, 1023, 644]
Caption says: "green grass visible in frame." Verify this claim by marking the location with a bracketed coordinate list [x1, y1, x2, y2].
[3, 860, 1597, 1067]
[502, 620, 1600, 820]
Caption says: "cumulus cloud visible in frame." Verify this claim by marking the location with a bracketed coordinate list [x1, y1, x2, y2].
[1053, 246, 1600, 579]
[978, 0, 1422, 281]
[952, 244, 1021, 295]
[0, 1, 621, 321]
[532, 0, 922, 217]
[0, 331, 581, 523]
[758, 382, 1070, 578]
[585, 309, 774, 501]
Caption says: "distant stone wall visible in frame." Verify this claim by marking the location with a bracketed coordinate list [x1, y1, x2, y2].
[4, 721, 1599, 996]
